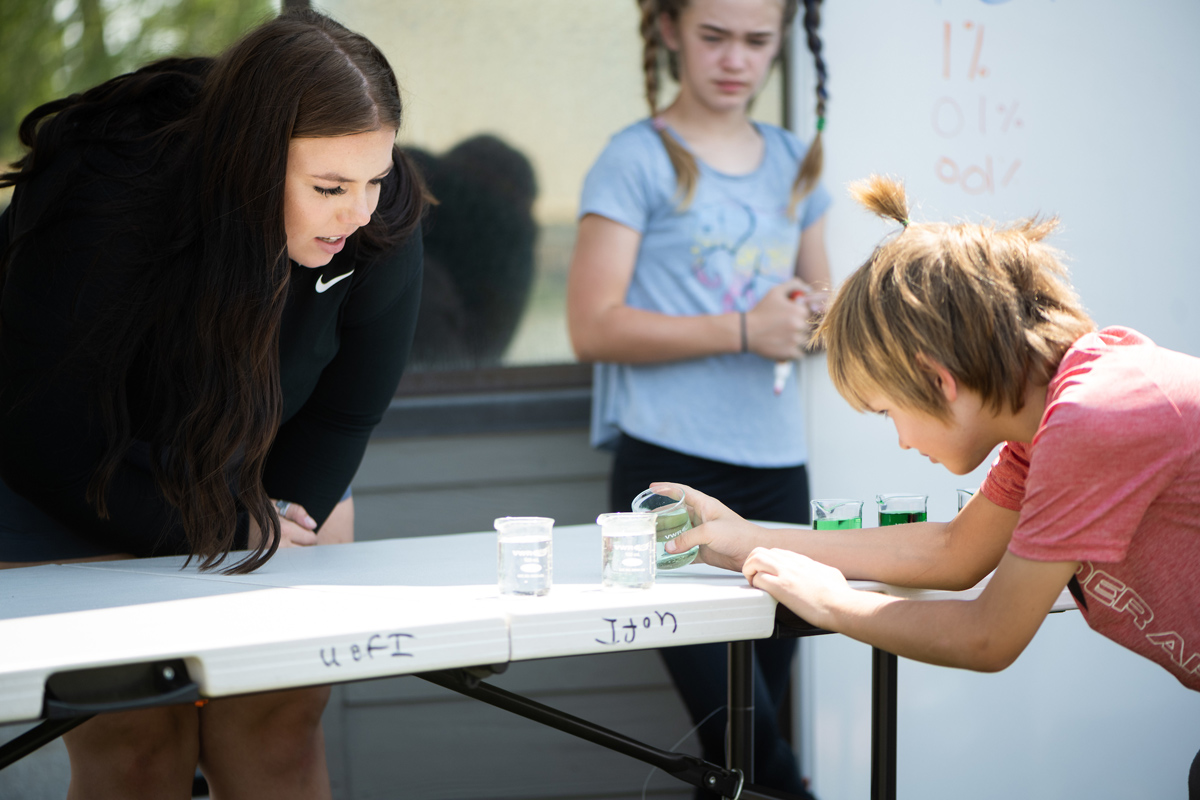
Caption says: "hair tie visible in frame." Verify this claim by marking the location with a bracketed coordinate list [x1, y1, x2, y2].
[816, 116, 826, 132]
[651, 116, 667, 132]
[900, 218, 911, 228]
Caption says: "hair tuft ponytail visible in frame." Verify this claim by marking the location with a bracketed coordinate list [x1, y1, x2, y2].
[849, 174, 910, 228]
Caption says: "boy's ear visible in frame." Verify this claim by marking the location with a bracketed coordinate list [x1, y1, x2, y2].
[915, 353, 958, 403]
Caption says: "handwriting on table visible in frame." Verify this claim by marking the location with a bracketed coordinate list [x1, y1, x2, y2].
[595, 611, 679, 646]
[320, 632, 414, 668]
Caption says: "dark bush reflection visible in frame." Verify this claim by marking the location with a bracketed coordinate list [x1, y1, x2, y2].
[405, 135, 538, 370]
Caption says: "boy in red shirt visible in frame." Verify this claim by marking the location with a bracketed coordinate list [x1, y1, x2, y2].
[664, 175, 1200, 795]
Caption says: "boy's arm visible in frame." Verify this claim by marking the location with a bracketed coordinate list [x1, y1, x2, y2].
[667, 483, 1017, 590]
[744, 547, 1078, 671]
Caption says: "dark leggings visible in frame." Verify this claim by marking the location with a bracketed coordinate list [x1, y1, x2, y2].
[1191, 747, 1200, 799]
[610, 434, 815, 799]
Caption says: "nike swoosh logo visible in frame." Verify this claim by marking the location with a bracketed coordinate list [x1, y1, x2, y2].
[315, 270, 354, 293]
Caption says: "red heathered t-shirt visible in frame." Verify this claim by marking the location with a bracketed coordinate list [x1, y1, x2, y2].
[981, 327, 1200, 692]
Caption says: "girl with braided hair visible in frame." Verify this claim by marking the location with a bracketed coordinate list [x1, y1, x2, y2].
[666, 174, 1200, 797]
[567, 0, 829, 794]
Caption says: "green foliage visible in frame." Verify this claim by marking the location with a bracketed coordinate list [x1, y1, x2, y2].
[1, 0, 278, 168]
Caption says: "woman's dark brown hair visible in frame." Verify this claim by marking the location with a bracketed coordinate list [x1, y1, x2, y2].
[1, 9, 424, 572]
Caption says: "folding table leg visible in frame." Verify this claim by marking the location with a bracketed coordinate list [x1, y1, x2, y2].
[418, 668, 805, 799]
[0, 716, 92, 770]
[1, 657, 197, 773]
[727, 640, 755, 781]
[870, 647, 898, 800]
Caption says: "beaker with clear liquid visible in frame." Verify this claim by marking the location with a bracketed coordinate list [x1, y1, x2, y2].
[495, 516, 553, 596]
[597, 512, 656, 590]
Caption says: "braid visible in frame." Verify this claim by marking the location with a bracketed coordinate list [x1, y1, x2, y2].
[636, 0, 700, 209]
[789, 0, 827, 218]
[804, 0, 828, 121]
[638, 0, 661, 118]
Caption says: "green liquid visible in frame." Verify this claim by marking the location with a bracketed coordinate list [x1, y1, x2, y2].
[813, 517, 862, 530]
[654, 508, 698, 570]
[879, 511, 927, 526]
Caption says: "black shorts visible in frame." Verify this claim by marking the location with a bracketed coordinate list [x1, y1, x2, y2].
[608, 433, 811, 524]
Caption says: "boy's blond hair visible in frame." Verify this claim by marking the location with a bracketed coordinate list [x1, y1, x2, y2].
[813, 175, 1096, 421]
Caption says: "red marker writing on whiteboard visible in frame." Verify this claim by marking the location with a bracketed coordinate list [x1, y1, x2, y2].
[773, 289, 806, 396]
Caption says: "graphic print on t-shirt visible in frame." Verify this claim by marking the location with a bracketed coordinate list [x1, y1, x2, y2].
[1077, 561, 1200, 682]
[689, 198, 795, 312]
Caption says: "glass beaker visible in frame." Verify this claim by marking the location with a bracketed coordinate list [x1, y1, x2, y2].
[631, 485, 699, 570]
[876, 494, 928, 525]
[956, 488, 976, 514]
[494, 516, 553, 596]
[596, 512, 656, 590]
[810, 499, 864, 530]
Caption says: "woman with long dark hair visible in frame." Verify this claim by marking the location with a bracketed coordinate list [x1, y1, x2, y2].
[0, 9, 424, 796]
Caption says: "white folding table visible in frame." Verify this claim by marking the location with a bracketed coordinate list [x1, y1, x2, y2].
[0, 524, 1076, 799]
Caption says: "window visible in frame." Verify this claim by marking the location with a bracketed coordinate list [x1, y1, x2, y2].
[319, 0, 785, 392]
[2, 0, 790, 421]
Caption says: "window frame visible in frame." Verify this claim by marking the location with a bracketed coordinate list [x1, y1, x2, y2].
[342, 0, 799, 437]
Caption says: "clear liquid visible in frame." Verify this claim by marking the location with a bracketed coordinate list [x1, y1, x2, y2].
[654, 508, 699, 570]
[879, 511, 927, 526]
[602, 531, 656, 589]
[813, 517, 862, 530]
[498, 535, 551, 596]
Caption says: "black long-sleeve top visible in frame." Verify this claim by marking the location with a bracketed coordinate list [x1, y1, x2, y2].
[0, 142, 422, 558]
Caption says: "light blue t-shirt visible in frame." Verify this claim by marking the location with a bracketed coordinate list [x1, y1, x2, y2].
[580, 119, 832, 467]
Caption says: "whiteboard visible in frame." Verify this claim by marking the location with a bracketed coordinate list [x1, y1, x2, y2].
[794, 0, 1200, 355]
[789, 3, 1200, 797]
[792, 0, 1200, 520]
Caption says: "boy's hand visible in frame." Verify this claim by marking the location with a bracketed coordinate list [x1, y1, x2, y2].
[656, 482, 762, 572]
[742, 547, 851, 630]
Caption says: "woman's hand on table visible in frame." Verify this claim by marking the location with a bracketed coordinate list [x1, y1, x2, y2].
[274, 499, 318, 547]
[656, 482, 763, 572]
[742, 547, 851, 630]
[249, 499, 319, 550]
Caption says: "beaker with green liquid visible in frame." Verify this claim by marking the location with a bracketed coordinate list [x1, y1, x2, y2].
[810, 499, 863, 530]
[876, 494, 928, 525]
[631, 485, 699, 569]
